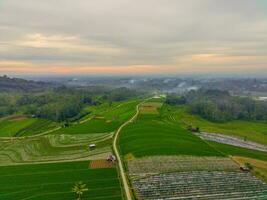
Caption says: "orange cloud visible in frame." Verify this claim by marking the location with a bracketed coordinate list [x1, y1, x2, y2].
[0, 59, 266, 75]
[0, 61, 171, 74]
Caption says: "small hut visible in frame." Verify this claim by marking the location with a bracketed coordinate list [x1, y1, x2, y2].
[89, 144, 96, 150]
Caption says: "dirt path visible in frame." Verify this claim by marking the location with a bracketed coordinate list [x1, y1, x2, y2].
[113, 101, 143, 200]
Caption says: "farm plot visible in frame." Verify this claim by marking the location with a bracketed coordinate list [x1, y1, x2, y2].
[53, 100, 140, 135]
[118, 114, 223, 157]
[0, 133, 113, 166]
[128, 156, 239, 178]
[207, 141, 267, 161]
[196, 132, 267, 152]
[52, 118, 120, 135]
[133, 171, 267, 200]
[0, 116, 58, 137]
[139, 102, 162, 114]
[232, 156, 267, 182]
[167, 105, 267, 145]
[0, 160, 123, 200]
[90, 159, 116, 169]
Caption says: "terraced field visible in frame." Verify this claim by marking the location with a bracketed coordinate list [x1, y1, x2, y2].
[52, 100, 140, 135]
[0, 116, 58, 137]
[1, 98, 267, 200]
[118, 107, 222, 157]
[116, 100, 267, 199]
[0, 161, 123, 200]
[0, 133, 113, 166]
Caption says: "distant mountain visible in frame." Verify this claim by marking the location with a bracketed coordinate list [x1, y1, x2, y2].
[0, 75, 59, 92]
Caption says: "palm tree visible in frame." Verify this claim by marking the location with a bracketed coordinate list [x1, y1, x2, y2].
[72, 181, 88, 200]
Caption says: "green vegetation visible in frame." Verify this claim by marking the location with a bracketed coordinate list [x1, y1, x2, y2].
[166, 89, 267, 122]
[54, 119, 119, 135]
[14, 118, 59, 137]
[207, 141, 267, 161]
[0, 116, 59, 137]
[0, 161, 123, 200]
[53, 100, 140, 135]
[118, 105, 222, 158]
[168, 105, 267, 145]
[0, 76, 142, 123]
[0, 133, 112, 165]
[72, 181, 88, 200]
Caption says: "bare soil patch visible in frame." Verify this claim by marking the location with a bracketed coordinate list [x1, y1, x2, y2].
[8, 115, 28, 122]
[232, 156, 267, 169]
[90, 159, 115, 169]
[139, 102, 162, 114]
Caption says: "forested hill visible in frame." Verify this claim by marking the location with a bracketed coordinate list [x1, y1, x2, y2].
[0, 75, 58, 92]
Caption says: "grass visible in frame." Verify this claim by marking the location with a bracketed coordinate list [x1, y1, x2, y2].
[207, 141, 267, 161]
[0, 160, 123, 200]
[118, 109, 223, 158]
[53, 99, 140, 135]
[15, 119, 59, 137]
[0, 116, 58, 137]
[53, 119, 120, 135]
[167, 105, 267, 145]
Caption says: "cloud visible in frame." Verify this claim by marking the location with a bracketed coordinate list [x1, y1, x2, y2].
[0, 0, 267, 74]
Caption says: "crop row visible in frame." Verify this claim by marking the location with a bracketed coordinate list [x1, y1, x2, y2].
[0, 133, 112, 166]
[128, 156, 239, 178]
[0, 161, 123, 200]
[133, 171, 267, 200]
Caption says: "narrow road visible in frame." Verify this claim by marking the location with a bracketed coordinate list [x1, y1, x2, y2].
[113, 102, 142, 200]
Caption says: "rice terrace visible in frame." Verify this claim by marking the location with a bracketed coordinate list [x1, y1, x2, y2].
[1, 89, 267, 200]
[1, 1, 267, 199]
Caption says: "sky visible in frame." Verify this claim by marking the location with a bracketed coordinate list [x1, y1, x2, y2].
[0, 0, 267, 76]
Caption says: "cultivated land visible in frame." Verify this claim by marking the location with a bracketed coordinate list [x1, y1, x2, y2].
[0, 161, 123, 200]
[196, 132, 267, 152]
[128, 156, 239, 177]
[0, 133, 113, 166]
[169, 105, 267, 145]
[52, 100, 140, 135]
[0, 116, 59, 137]
[1, 97, 267, 200]
[117, 98, 267, 199]
[118, 101, 222, 158]
[232, 156, 267, 182]
[0, 100, 143, 200]
[207, 140, 267, 161]
[133, 171, 267, 200]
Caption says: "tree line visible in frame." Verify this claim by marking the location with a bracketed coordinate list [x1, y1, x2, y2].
[0, 85, 140, 122]
[166, 89, 267, 122]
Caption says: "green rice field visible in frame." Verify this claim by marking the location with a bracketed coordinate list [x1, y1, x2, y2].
[0, 116, 59, 137]
[52, 100, 140, 135]
[118, 106, 223, 158]
[0, 160, 123, 200]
